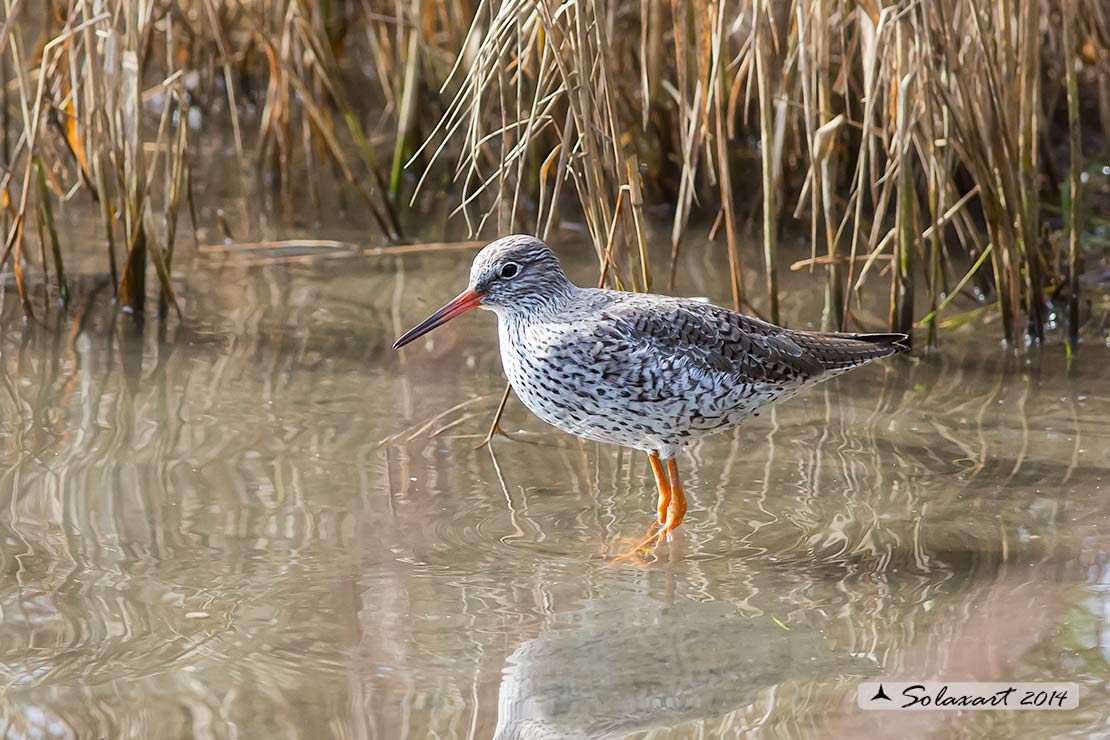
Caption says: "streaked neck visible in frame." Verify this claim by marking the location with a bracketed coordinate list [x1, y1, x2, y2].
[491, 281, 578, 323]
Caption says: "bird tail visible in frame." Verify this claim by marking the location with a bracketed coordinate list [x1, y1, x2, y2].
[791, 331, 909, 372]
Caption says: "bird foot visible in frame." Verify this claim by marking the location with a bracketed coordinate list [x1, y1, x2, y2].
[605, 520, 680, 564]
[604, 528, 657, 564]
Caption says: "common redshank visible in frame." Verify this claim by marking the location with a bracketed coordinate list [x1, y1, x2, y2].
[393, 235, 907, 546]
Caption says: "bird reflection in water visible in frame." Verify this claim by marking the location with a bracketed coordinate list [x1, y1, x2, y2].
[493, 594, 869, 740]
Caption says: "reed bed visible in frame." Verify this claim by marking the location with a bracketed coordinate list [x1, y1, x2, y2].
[0, 0, 1106, 348]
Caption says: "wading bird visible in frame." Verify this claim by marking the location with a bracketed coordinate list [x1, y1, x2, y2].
[393, 235, 907, 549]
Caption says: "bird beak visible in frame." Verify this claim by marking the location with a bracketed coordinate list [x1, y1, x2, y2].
[392, 288, 483, 349]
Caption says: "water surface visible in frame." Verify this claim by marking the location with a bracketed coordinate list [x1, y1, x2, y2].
[1, 237, 1109, 739]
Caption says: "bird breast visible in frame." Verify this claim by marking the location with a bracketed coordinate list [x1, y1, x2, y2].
[497, 317, 656, 450]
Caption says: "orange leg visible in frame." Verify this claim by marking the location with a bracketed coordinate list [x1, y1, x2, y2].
[659, 458, 688, 538]
[648, 452, 672, 525]
[610, 453, 685, 562]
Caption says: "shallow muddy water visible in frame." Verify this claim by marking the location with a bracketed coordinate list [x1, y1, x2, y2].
[1, 234, 1109, 739]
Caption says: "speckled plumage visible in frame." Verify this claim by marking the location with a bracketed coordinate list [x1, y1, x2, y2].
[469, 236, 907, 459]
[393, 234, 908, 541]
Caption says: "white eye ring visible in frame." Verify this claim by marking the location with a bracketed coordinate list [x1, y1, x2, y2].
[500, 262, 520, 279]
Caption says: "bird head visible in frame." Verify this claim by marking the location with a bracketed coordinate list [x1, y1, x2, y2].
[392, 235, 572, 349]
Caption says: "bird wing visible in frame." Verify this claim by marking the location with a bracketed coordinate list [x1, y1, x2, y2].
[550, 291, 905, 399]
[588, 295, 825, 388]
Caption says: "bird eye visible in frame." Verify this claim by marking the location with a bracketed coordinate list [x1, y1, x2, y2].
[500, 262, 520, 279]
